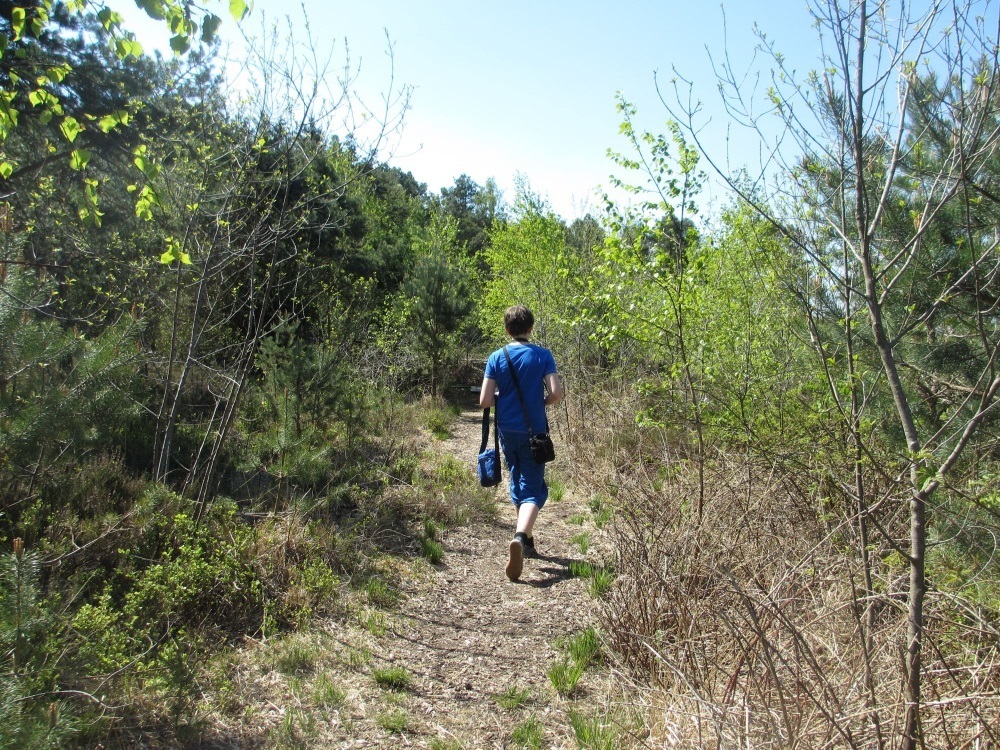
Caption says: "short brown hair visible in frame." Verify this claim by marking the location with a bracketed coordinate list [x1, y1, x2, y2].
[504, 305, 534, 337]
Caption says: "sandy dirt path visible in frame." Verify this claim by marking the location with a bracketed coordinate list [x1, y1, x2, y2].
[343, 405, 616, 749]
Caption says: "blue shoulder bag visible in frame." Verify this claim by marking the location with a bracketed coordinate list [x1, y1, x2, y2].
[477, 406, 502, 487]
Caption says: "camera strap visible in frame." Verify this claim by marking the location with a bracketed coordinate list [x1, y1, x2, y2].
[502, 345, 548, 437]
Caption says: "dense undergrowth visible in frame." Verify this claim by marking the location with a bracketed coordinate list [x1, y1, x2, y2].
[1, 393, 492, 747]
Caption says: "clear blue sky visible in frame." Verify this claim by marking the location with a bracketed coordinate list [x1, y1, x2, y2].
[120, 1, 819, 220]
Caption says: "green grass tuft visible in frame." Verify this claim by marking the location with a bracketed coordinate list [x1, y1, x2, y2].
[376, 708, 410, 733]
[568, 709, 618, 749]
[548, 476, 566, 503]
[569, 560, 594, 579]
[372, 665, 412, 691]
[494, 684, 531, 709]
[568, 561, 615, 598]
[359, 609, 387, 636]
[588, 568, 615, 597]
[273, 638, 319, 675]
[425, 403, 459, 439]
[588, 494, 613, 528]
[424, 517, 438, 540]
[547, 658, 585, 696]
[345, 646, 371, 669]
[421, 536, 444, 564]
[363, 575, 398, 608]
[311, 672, 346, 708]
[570, 531, 590, 554]
[511, 714, 545, 749]
[564, 627, 601, 668]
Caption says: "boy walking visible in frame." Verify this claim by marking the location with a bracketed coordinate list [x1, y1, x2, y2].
[479, 306, 562, 580]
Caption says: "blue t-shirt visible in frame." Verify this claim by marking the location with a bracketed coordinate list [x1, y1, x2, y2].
[485, 343, 557, 435]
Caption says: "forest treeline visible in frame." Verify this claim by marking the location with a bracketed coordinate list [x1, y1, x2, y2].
[1, 0, 998, 747]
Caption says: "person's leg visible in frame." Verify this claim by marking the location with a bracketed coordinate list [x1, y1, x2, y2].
[516, 501, 540, 536]
[502, 432, 550, 579]
[501, 432, 533, 580]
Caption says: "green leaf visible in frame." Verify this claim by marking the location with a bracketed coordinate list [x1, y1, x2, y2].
[0, 161, 13, 179]
[169, 34, 190, 55]
[98, 110, 130, 133]
[178, 251, 192, 265]
[59, 116, 83, 143]
[201, 13, 222, 42]
[114, 37, 143, 59]
[97, 8, 111, 26]
[11, 7, 26, 40]
[229, 0, 249, 22]
[160, 249, 176, 264]
[69, 149, 92, 170]
[46, 63, 72, 83]
[135, 0, 166, 19]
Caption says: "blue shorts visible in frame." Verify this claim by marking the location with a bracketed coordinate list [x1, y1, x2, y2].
[499, 431, 548, 509]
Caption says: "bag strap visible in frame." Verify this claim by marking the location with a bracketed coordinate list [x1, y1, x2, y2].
[479, 406, 498, 454]
[503, 345, 537, 437]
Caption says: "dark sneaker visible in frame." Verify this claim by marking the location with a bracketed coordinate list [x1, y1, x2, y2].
[506, 538, 523, 580]
[524, 536, 538, 558]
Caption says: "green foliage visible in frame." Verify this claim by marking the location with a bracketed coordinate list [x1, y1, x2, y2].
[424, 401, 459, 439]
[480, 179, 602, 377]
[311, 672, 347, 708]
[568, 709, 618, 750]
[0, 265, 142, 539]
[439, 173, 505, 255]
[562, 627, 602, 669]
[401, 213, 476, 396]
[568, 561, 615, 598]
[494, 685, 532, 709]
[372, 665, 413, 691]
[0, 540, 77, 747]
[412, 453, 498, 527]
[511, 714, 545, 749]
[421, 536, 444, 564]
[547, 658, 585, 696]
[594, 98, 820, 482]
[0, 540, 46, 670]
[376, 708, 410, 733]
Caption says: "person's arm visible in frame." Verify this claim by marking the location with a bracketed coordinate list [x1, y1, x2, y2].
[480, 377, 497, 408]
[544, 373, 562, 406]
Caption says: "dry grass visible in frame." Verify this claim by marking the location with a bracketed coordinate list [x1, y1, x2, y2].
[563, 409, 1000, 749]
